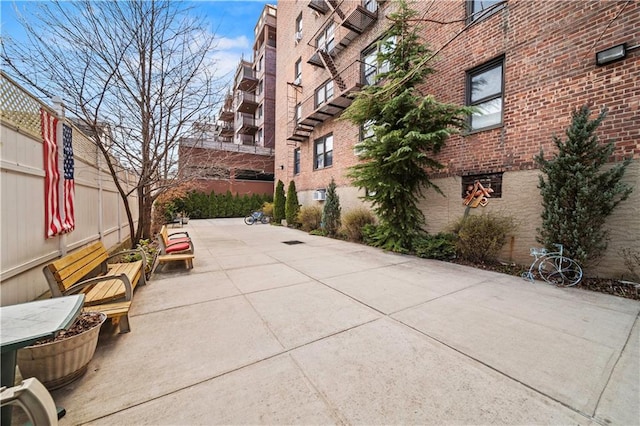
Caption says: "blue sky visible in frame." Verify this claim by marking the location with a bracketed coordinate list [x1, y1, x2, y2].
[0, 0, 271, 88]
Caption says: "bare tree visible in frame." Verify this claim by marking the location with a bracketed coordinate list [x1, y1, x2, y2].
[1, 0, 225, 244]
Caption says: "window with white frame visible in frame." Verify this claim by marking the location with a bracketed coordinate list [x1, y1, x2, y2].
[256, 104, 263, 119]
[314, 134, 333, 169]
[296, 13, 302, 33]
[315, 80, 334, 107]
[362, 36, 395, 85]
[467, 0, 503, 22]
[355, 120, 374, 157]
[467, 56, 504, 131]
[256, 80, 263, 95]
[316, 22, 335, 52]
[295, 103, 302, 124]
[363, 0, 378, 13]
[294, 148, 301, 175]
[294, 58, 302, 85]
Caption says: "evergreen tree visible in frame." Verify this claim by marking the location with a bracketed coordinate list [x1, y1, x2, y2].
[341, 0, 471, 252]
[273, 180, 286, 223]
[285, 180, 300, 226]
[322, 178, 341, 237]
[536, 104, 632, 266]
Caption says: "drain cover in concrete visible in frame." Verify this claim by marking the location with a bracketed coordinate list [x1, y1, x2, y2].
[282, 240, 304, 245]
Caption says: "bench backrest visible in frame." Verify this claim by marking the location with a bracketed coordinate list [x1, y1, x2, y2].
[43, 241, 109, 295]
[160, 225, 169, 245]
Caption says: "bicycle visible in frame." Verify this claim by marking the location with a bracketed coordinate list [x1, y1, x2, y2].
[244, 211, 270, 225]
[521, 243, 583, 287]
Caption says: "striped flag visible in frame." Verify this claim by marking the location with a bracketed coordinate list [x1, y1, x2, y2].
[42, 108, 63, 238]
[41, 108, 75, 238]
[62, 123, 75, 232]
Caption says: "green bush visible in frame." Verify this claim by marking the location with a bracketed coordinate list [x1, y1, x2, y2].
[322, 178, 341, 237]
[285, 180, 300, 226]
[451, 212, 517, 264]
[273, 180, 286, 223]
[169, 190, 272, 219]
[340, 208, 375, 242]
[413, 233, 457, 260]
[297, 205, 323, 232]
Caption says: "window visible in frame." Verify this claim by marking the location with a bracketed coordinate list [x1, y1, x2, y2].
[467, 57, 504, 131]
[256, 80, 263, 95]
[362, 36, 395, 85]
[256, 104, 263, 119]
[294, 58, 302, 84]
[296, 13, 302, 33]
[256, 128, 263, 144]
[256, 56, 263, 72]
[294, 148, 301, 175]
[316, 22, 335, 52]
[363, 0, 378, 13]
[314, 134, 333, 169]
[467, 0, 503, 22]
[355, 120, 374, 157]
[315, 80, 334, 107]
[295, 103, 302, 124]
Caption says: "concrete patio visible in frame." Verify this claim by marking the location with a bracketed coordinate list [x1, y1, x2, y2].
[48, 218, 639, 425]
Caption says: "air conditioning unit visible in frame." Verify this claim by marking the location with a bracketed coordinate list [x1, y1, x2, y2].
[294, 31, 303, 42]
[313, 189, 326, 201]
[293, 76, 302, 86]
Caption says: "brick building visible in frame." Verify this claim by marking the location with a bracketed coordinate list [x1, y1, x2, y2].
[180, 4, 277, 196]
[274, 0, 639, 275]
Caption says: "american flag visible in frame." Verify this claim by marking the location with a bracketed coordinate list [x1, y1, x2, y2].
[41, 108, 75, 238]
[42, 108, 63, 238]
[62, 123, 75, 232]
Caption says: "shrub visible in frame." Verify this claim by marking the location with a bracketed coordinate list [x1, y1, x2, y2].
[451, 212, 517, 264]
[297, 205, 322, 232]
[413, 233, 457, 260]
[285, 180, 300, 226]
[262, 202, 274, 217]
[340, 208, 376, 242]
[322, 178, 341, 237]
[273, 180, 286, 223]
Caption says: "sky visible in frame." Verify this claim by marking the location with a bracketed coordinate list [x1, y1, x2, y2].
[0, 0, 272, 90]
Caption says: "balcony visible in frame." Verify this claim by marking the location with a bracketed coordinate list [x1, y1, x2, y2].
[235, 62, 258, 92]
[286, 60, 364, 142]
[308, 0, 329, 14]
[237, 113, 258, 135]
[219, 107, 234, 122]
[236, 92, 258, 114]
[216, 122, 234, 138]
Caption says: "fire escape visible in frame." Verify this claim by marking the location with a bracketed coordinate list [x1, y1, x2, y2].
[286, 0, 379, 142]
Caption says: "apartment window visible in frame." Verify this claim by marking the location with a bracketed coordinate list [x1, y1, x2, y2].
[363, 0, 378, 13]
[362, 36, 395, 85]
[296, 13, 302, 33]
[467, 57, 504, 131]
[294, 148, 301, 175]
[256, 128, 263, 144]
[315, 80, 334, 107]
[314, 134, 333, 169]
[295, 103, 302, 124]
[294, 58, 302, 84]
[256, 104, 263, 119]
[316, 22, 335, 52]
[256, 56, 263, 72]
[467, 0, 503, 22]
[257, 80, 263, 96]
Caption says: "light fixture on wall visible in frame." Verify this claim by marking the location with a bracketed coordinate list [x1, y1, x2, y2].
[279, 165, 284, 170]
[596, 43, 627, 66]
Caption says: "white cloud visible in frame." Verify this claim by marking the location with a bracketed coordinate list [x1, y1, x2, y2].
[214, 35, 250, 51]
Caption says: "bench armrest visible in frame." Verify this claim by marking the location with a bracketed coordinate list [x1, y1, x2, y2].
[63, 273, 133, 301]
[168, 231, 190, 239]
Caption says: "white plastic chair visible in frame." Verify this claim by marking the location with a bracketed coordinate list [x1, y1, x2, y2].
[1, 377, 58, 425]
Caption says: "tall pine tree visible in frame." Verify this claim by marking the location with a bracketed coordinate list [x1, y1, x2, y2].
[285, 180, 300, 226]
[322, 178, 341, 237]
[273, 180, 286, 223]
[536, 104, 632, 266]
[342, 0, 471, 252]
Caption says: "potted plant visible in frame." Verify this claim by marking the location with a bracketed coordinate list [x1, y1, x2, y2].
[17, 311, 106, 390]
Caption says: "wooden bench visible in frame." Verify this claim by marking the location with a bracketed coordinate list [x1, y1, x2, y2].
[157, 225, 194, 255]
[155, 253, 195, 273]
[43, 241, 147, 333]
